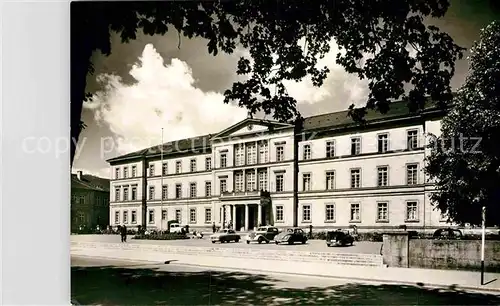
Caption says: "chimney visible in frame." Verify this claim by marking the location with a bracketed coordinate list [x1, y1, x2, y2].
[77, 171, 83, 180]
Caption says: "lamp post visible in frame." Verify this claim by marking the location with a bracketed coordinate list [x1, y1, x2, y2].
[481, 205, 486, 285]
[160, 128, 164, 233]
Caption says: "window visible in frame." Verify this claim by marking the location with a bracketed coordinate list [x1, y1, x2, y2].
[259, 141, 269, 163]
[303, 144, 311, 160]
[176, 161, 182, 174]
[326, 141, 335, 158]
[190, 208, 197, 223]
[115, 168, 120, 179]
[325, 204, 335, 222]
[79, 196, 85, 205]
[246, 170, 256, 191]
[378, 133, 389, 153]
[350, 203, 360, 222]
[351, 137, 361, 155]
[235, 144, 245, 166]
[276, 145, 284, 162]
[149, 186, 155, 200]
[175, 184, 182, 199]
[234, 171, 244, 192]
[162, 209, 168, 220]
[175, 209, 182, 223]
[190, 182, 197, 198]
[115, 187, 120, 201]
[205, 157, 212, 170]
[123, 167, 128, 178]
[407, 129, 419, 150]
[205, 181, 212, 197]
[406, 201, 418, 221]
[276, 206, 284, 222]
[123, 211, 128, 224]
[377, 202, 389, 221]
[149, 164, 155, 177]
[220, 179, 227, 194]
[350, 169, 361, 188]
[131, 186, 137, 201]
[406, 164, 418, 185]
[326, 171, 335, 190]
[220, 153, 227, 168]
[246, 143, 257, 165]
[131, 210, 137, 224]
[132, 165, 137, 177]
[377, 166, 389, 187]
[123, 186, 129, 201]
[258, 170, 268, 191]
[302, 173, 311, 191]
[162, 185, 168, 200]
[190, 159, 197, 172]
[114, 211, 120, 224]
[205, 208, 212, 223]
[302, 205, 311, 222]
[162, 162, 168, 175]
[148, 210, 155, 224]
[275, 174, 284, 192]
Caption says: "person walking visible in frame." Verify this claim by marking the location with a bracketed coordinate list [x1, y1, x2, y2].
[212, 222, 216, 233]
[120, 225, 127, 242]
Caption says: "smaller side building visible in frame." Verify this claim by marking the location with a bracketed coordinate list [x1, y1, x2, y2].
[71, 171, 110, 232]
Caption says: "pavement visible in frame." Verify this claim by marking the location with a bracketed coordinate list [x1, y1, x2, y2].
[71, 256, 500, 305]
[71, 236, 500, 294]
[71, 234, 383, 254]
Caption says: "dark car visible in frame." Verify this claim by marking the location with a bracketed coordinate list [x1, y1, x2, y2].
[275, 228, 308, 245]
[433, 228, 463, 240]
[326, 230, 355, 247]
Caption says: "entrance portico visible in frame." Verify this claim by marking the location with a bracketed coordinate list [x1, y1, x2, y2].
[221, 203, 264, 231]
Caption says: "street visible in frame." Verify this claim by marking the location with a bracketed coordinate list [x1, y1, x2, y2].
[72, 256, 500, 305]
[71, 234, 383, 254]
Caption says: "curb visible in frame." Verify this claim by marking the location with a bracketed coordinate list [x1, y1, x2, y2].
[71, 254, 500, 294]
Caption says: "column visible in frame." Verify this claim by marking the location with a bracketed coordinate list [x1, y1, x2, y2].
[244, 204, 249, 231]
[222, 205, 225, 228]
[232, 204, 237, 230]
[257, 204, 262, 226]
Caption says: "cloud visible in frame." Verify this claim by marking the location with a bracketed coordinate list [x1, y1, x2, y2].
[85, 44, 249, 155]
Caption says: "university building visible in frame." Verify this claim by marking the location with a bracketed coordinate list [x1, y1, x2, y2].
[107, 100, 449, 232]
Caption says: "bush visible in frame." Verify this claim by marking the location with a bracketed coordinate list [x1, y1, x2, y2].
[132, 232, 189, 240]
[357, 232, 384, 242]
[311, 231, 327, 240]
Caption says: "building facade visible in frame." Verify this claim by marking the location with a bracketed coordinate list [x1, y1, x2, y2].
[107, 101, 450, 232]
[71, 171, 110, 232]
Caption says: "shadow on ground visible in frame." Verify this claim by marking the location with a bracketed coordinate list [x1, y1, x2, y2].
[71, 265, 500, 305]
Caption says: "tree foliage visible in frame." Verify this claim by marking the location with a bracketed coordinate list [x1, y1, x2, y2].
[71, 0, 464, 166]
[425, 21, 500, 226]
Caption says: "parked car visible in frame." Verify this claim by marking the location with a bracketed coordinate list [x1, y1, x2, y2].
[210, 229, 241, 243]
[274, 228, 307, 245]
[169, 223, 184, 234]
[246, 226, 280, 244]
[326, 230, 354, 247]
[433, 228, 463, 240]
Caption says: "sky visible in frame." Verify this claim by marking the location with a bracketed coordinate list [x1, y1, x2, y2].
[72, 0, 500, 179]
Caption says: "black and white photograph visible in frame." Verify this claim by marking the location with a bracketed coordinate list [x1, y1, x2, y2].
[68, 0, 500, 304]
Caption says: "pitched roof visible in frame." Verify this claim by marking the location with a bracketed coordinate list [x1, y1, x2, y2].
[71, 174, 110, 192]
[106, 99, 445, 164]
[302, 99, 438, 131]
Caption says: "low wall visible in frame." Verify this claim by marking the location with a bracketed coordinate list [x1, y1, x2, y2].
[382, 233, 500, 272]
[409, 239, 500, 272]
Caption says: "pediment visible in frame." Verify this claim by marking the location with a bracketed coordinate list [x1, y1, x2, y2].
[212, 118, 293, 139]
